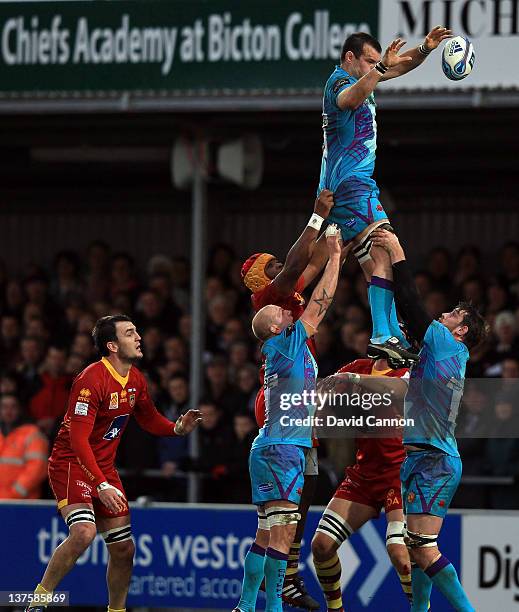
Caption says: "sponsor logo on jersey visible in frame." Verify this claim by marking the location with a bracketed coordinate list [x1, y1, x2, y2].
[332, 77, 350, 93]
[109, 392, 119, 410]
[386, 488, 400, 508]
[264, 373, 278, 389]
[129, 393, 136, 408]
[103, 414, 129, 440]
[344, 217, 356, 228]
[75, 480, 92, 493]
[74, 401, 89, 416]
[258, 481, 274, 493]
[78, 388, 91, 402]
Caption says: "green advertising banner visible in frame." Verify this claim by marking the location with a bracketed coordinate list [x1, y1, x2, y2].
[0, 0, 377, 97]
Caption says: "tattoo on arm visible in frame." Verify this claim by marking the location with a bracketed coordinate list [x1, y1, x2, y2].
[313, 288, 332, 316]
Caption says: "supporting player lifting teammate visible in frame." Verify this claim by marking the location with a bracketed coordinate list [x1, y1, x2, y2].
[371, 229, 487, 611]
[318, 27, 451, 367]
[25, 315, 201, 612]
[240, 189, 344, 610]
[233, 225, 342, 612]
[312, 357, 414, 611]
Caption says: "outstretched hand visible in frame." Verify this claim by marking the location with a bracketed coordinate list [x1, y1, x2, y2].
[174, 409, 202, 435]
[423, 26, 452, 51]
[381, 38, 412, 68]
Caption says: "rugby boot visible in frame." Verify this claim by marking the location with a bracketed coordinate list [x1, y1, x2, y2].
[368, 336, 419, 365]
[282, 575, 320, 610]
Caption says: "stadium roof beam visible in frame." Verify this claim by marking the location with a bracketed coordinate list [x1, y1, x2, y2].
[1, 89, 519, 114]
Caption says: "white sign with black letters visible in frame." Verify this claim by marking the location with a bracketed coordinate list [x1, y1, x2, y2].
[462, 515, 519, 607]
[379, 0, 519, 88]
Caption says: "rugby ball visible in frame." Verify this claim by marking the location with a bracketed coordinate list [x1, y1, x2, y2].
[442, 36, 475, 81]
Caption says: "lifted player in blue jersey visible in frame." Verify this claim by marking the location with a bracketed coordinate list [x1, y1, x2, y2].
[371, 228, 487, 612]
[319, 28, 451, 367]
[233, 226, 342, 612]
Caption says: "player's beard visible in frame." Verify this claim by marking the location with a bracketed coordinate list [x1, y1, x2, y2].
[119, 345, 143, 364]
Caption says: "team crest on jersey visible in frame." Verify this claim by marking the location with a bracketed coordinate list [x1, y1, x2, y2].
[407, 491, 416, 503]
[103, 414, 129, 440]
[129, 393, 136, 408]
[119, 390, 128, 403]
[109, 392, 119, 410]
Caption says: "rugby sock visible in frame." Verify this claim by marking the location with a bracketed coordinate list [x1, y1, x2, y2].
[314, 554, 344, 611]
[368, 278, 393, 343]
[236, 543, 266, 612]
[425, 555, 475, 611]
[285, 541, 301, 578]
[411, 564, 433, 611]
[389, 299, 410, 347]
[398, 570, 413, 605]
[264, 547, 288, 612]
[28, 583, 52, 609]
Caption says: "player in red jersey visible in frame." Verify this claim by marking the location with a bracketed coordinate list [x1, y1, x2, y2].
[26, 315, 201, 612]
[311, 358, 413, 612]
[240, 190, 346, 610]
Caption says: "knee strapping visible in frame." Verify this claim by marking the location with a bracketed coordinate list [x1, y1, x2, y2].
[386, 520, 406, 548]
[101, 524, 133, 545]
[406, 530, 438, 549]
[65, 508, 95, 528]
[316, 509, 353, 546]
[266, 506, 301, 528]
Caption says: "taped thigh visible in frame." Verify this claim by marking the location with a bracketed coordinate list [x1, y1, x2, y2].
[352, 221, 395, 264]
[101, 524, 133, 545]
[406, 530, 438, 549]
[266, 506, 301, 527]
[257, 507, 269, 531]
[65, 507, 96, 529]
[386, 520, 406, 548]
[315, 508, 354, 546]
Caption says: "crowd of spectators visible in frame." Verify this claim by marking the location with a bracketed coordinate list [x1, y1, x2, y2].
[0, 239, 519, 508]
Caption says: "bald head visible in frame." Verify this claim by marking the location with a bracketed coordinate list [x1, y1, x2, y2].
[252, 305, 279, 340]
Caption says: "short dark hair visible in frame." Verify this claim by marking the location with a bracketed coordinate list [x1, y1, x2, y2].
[457, 302, 488, 350]
[341, 32, 381, 63]
[92, 315, 132, 357]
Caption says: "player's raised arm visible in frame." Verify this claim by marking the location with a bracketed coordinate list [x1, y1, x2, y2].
[300, 225, 342, 336]
[337, 39, 412, 110]
[379, 27, 452, 81]
[371, 229, 432, 342]
[301, 234, 352, 289]
[269, 189, 334, 295]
